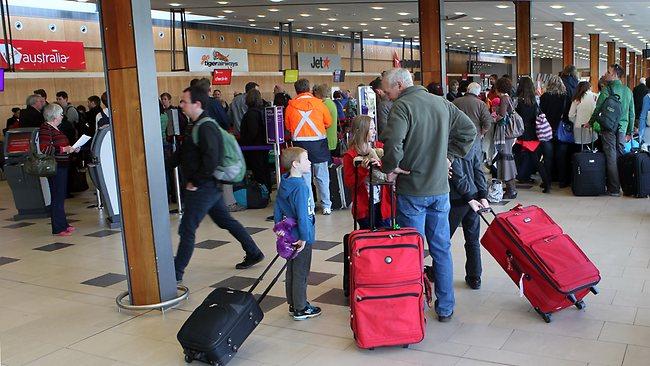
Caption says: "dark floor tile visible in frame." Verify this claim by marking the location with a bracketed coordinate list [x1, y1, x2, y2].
[3, 222, 35, 229]
[81, 273, 127, 287]
[85, 230, 120, 238]
[253, 294, 286, 312]
[312, 240, 340, 251]
[307, 272, 336, 286]
[34, 242, 74, 252]
[313, 288, 348, 307]
[325, 252, 344, 263]
[196, 240, 230, 250]
[0, 257, 19, 266]
[516, 184, 533, 190]
[245, 227, 268, 235]
[490, 200, 510, 206]
[210, 276, 257, 290]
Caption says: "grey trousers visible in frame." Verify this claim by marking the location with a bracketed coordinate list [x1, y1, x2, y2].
[286, 244, 313, 311]
[601, 130, 625, 193]
[449, 204, 482, 278]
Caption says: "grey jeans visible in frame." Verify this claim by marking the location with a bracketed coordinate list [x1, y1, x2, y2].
[601, 130, 625, 193]
[286, 244, 313, 311]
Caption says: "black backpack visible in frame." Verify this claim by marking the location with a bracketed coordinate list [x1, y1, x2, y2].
[595, 84, 622, 132]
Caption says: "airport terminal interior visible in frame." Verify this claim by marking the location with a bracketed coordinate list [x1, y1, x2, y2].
[1, 0, 650, 365]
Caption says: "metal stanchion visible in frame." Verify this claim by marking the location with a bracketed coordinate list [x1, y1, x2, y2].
[173, 166, 183, 215]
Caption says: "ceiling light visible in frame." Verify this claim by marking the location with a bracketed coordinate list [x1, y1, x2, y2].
[249, 24, 256, 27]
[318, 7, 329, 11]
[380, 26, 387, 29]
[454, 12, 465, 15]
[595, 5, 610, 10]
[257, 14, 266, 18]
[398, 12, 410, 16]
[402, 23, 410, 26]
[550, 5, 564, 9]
[269, 0, 283, 2]
[554, 27, 562, 30]
[494, 23, 503, 26]
[587, 24, 595, 27]
[575, 18, 585, 21]
[222, 9, 234, 13]
[564, 12, 575, 16]
[372, 17, 382, 21]
[300, 13, 310, 17]
[473, 17, 483, 20]
[320, 23, 328, 26]
[545, 23, 554, 26]
[477, 29, 484, 33]
[496, 5, 509, 9]
[359, 23, 367, 26]
[622, 25, 630, 28]
[248, 18, 255, 21]
[613, 19, 623, 22]
[371, 6, 384, 10]
[268, 8, 279, 12]
[447, 22, 455, 25]
[169, 2, 181, 6]
[595, 28, 603, 31]
[507, 26, 515, 30]
[605, 13, 617, 16]
[329, 29, 334, 31]
[462, 26, 470, 30]
[342, 26, 349, 29]
[295, 28, 302, 32]
[602, 31, 609, 34]
[306, 26, 314, 29]
[632, 32, 640, 35]
[217, 1, 229, 4]
[287, 18, 294, 21]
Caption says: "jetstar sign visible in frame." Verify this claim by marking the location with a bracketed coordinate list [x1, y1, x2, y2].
[0, 40, 86, 71]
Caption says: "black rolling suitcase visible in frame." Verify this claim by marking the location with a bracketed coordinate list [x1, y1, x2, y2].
[178, 254, 289, 365]
[572, 131, 606, 196]
[329, 163, 352, 209]
[618, 137, 650, 198]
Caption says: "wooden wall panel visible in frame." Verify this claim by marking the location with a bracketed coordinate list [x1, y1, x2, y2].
[10, 17, 67, 41]
[63, 20, 102, 48]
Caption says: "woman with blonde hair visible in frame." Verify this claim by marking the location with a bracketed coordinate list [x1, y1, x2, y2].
[342, 115, 391, 229]
[540, 74, 570, 189]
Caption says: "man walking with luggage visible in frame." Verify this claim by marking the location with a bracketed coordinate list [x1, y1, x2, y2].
[175, 85, 264, 283]
[587, 64, 635, 196]
[381, 68, 477, 322]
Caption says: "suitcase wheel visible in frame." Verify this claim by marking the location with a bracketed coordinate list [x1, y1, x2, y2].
[575, 300, 586, 310]
[590, 286, 599, 295]
[535, 308, 552, 323]
[184, 354, 193, 363]
[402, 344, 409, 349]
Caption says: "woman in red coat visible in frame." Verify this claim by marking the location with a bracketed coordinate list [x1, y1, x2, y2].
[342, 115, 392, 229]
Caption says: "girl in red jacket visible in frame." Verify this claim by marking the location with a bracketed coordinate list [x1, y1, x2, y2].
[342, 115, 392, 229]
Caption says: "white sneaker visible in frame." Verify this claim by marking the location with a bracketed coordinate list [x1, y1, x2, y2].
[322, 208, 332, 215]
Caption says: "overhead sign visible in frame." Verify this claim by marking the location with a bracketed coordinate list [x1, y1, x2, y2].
[211, 69, 232, 85]
[297, 52, 342, 72]
[187, 47, 249, 72]
[0, 40, 86, 70]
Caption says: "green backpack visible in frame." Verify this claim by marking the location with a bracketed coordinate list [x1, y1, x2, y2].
[192, 117, 246, 183]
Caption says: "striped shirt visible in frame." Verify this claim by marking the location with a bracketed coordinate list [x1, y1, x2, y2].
[39, 123, 70, 165]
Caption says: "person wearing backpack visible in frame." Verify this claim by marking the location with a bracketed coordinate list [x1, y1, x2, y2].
[174, 85, 265, 283]
[587, 64, 635, 196]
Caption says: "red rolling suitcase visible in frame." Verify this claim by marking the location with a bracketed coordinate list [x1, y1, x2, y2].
[479, 205, 600, 323]
[347, 165, 426, 349]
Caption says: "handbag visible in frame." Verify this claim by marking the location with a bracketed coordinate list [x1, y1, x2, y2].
[24, 129, 57, 177]
[557, 120, 575, 143]
[535, 108, 553, 142]
[503, 98, 524, 139]
[487, 179, 504, 203]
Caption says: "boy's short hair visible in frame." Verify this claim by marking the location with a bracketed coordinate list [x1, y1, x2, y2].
[281, 147, 307, 170]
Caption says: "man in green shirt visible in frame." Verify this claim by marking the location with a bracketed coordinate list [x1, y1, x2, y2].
[381, 68, 477, 322]
[588, 64, 635, 196]
[313, 84, 338, 152]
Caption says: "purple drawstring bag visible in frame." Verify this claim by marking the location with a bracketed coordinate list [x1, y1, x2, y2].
[273, 217, 299, 259]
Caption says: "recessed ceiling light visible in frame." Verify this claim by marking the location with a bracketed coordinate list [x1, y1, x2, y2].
[447, 22, 455, 25]
[371, 6, 384, 10]
[473, 17, 483, 20]
[595, 28, 603, 31]
[554, 27, 562, 30]
[169, 2, 181, 6]
[602, 31, 609, 34]
[398, 12, 410, 16]
[269, 0, 283, 2]
[369, 33, 374, 36]
[306, 26, 314, 29]
[248, 18, 255, 21]
[496, 5, 509, 9]
[575, 18, 585, 21]
[622, 25, 630, 28]
[494, 23, 503, 26]
[595, 5, 610, 10]
[359, 23, 367, 26]
[613, 18, 623, 22]
[507, 26, 515, 30]
[380, 26, 387, 29]
[342, 26, 349, 29]
[217, 1, 229, 4]
[328, 18, 336, 21]
[257, 14, 266, 18]
[300, 13, 310, 17]
[222, 9, 234, 13]
[632, 31, 640, 34]
[545, 23, 554, 26]
[268, 8, 279, 12]
[328, 29, 334, 31]
[564, 12, 576, 16]
[295, 28, 302, 32]
[454, 12, 465, 15]
[462, 26, 471, 30]
[320, 23, 328, 26]
[318, 7, 329, 11]
[605, 13, 617, 16]
[477, 29, 484, 33]
[372, 17, 382, 21]
[287, 18, 294, 21]
[249, 24, 256, 27]
[401, 23, 410, 26]
[550, 5, 564, 9]
[587, 24, 595, 27]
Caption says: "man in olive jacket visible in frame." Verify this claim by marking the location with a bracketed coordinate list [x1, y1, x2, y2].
[381, 68, 477, 322]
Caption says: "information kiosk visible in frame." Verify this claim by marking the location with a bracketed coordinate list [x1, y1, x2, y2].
[87, 127, 121, 228]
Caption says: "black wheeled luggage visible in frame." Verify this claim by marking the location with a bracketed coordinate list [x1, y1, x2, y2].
[177, 254, 288, 365]
[618, 136, 650, 198]
[572, 130, 606, 196]
[329, 163, 351, 209]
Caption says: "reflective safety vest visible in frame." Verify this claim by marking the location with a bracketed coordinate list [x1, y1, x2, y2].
[285, 93, 332, 142]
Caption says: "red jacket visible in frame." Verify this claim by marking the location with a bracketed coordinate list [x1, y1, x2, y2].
[342, 147, 392, 221]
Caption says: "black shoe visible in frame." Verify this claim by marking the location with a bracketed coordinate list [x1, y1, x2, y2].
[293, 304, 322, 320]
[235, 253, 265, 269]
[517, 178, 534, 184]
[465, 276, 481, 290]
[437, 311, 454, 322]
[503, 191, 518, 199]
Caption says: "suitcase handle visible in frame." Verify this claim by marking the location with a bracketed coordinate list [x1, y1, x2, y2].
[353, 159, 397, 231]
[248, 251, 296, 305]
[477, 207, 496, 226]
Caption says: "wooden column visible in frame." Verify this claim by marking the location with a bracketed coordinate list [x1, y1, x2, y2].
[607, 41, 616, 66]
[629, 51, 636, 86]
[514, 1, 532, 76]
[562, 22, 574, 67]
[98, 0, 177, 305]
[590, 34, 600, 92]
[418, 0, 445, 88]
[619, 47, 627, 85]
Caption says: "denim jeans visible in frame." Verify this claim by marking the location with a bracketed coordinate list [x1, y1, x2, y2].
[449, 204, 482, 278]
[601, 130, 625, 193]
[47, 165, 69, 234]
[397, 193, 454, 317]
[303, 161, 331, 211]
[175, 180, 262, 280]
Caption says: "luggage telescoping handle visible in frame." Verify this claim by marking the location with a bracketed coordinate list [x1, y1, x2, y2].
[366, 162, 397, 230]
[580, 127, 596, 152]
[248, 251, 296, 305]
[476, 207, 497, 226]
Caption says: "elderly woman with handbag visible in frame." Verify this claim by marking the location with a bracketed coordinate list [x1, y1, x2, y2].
[39, 103, 79, 236]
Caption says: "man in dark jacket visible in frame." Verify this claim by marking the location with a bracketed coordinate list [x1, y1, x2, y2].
[561, 65, 579, 120]
[449, 141, 489, 290]
[381, 68, 477, 322]
[191, 78, 231, 130]
[19, 94, 45, 128]
[452, 82, 492, 138]
[174, 85, 264, 283]
[633, 78, 648, 122]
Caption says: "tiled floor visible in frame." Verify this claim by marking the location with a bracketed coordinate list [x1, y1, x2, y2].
[0, 178, 649, 366]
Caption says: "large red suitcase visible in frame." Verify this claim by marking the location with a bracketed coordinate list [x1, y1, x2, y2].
[347, 165, 426, 349]
[479, 205, 600, 323]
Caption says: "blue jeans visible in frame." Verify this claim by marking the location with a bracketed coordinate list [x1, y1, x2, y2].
[175, 181, 262, 281]
[303, 161, 331, 211]
[397, 193, 454, 317]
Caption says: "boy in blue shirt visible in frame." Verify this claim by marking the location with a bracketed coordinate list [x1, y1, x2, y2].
[274, 147, 321, 320]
